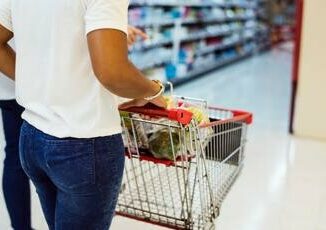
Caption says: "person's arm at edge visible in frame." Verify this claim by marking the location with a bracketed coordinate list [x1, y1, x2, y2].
[127, 26, 148, 46]
[87, 28, 161, 100]
[0, 24, 15, 80]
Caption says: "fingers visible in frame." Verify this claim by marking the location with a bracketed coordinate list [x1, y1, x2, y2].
[119, 103, 129, 110]
[119, 100, 137, 110]
[119, 99, 147, 110]
[127, 26, 148, 46]
[150, 96, 167, 109]
[127, 35, 136, 46]
[127, 33, 137, 46]
[133, 27, 149, 40]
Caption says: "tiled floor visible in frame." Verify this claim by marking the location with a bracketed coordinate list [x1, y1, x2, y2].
[1, 43, 326, 230]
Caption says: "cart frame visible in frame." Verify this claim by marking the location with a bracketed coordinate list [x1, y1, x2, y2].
[116, 96, 252, 229]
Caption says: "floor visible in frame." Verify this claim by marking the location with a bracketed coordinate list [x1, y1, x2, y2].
[1, 43, 326, 230]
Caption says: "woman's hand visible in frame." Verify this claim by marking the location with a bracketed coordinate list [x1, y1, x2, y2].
[127, 26, 148, 46]
[119, 95, 167, 110]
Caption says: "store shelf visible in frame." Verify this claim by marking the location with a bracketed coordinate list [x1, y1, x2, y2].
[257, 42, 272, 52]
[257, 0, 268, 4]
[130, 0, 257, 9]
[132, 19, 175, 27]
[170, 51, 254, 86]
[180, 30, 234, 43]
[136, 37, 255, 70]
[132, 26, 255, 50]
[132, 40, 172, 51]
[129, 0, 260, 84]
[132, 16, 256, 28]
[195, 36, 254, 56]
[138, 57, 172, 70]
[179, 26, 255, 43]
[183, 16, 256, 25]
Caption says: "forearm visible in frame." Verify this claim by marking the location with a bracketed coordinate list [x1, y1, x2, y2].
[0, 43, 15, 80]
[102, 61, 160, 99]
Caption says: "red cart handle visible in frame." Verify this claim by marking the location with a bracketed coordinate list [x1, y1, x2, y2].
[232, 109, 253, 125]
[120, 104, 253, 126]
[120, 104, 193, 125]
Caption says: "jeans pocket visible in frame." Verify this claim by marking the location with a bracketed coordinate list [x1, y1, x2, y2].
[44, 139, 95, 190]
[93, 135, 125, 189]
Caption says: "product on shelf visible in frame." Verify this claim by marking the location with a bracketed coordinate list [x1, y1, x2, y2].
[129, 47, 173, 70]
[145, 67, 167, 82]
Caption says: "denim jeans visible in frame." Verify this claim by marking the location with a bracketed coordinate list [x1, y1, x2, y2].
[0, 100, 32, 230]
[19, 121, 125, 230]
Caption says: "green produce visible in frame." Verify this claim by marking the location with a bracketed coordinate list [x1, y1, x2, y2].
[185, 107, 213, 149]
[148, 128, 181, 161]
[120, 111, 132, 129]
[164, 95, 176, 109]
[148, 106, 213, 161]
[185, 107, 210, 125]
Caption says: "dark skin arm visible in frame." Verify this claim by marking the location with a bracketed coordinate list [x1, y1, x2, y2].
[87, 29, 166, 108]
[0, 24, 15, 80]
[87, 29, 159, 99]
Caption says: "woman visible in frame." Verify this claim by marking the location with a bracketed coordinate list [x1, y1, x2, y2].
[0, 26, 148, 229]
[0, 45, 32, 229]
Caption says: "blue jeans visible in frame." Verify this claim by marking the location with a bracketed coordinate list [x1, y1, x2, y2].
[0, 100, 32, 230]
[19, 121, 125, 230]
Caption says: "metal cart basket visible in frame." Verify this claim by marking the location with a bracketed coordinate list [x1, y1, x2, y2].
[117, 96, 252, 229]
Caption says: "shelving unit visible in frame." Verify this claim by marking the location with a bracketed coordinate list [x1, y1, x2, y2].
[256, 0, 272, 51]
[130, 0, 257, 8]
[170, 50, 254, 86]
[255, 0, 296, 51]
[128, 0, 259, 84]
[132, 16, 255, 28]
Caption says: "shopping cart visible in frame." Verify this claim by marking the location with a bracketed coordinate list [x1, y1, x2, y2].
[117, 96, 253, 230]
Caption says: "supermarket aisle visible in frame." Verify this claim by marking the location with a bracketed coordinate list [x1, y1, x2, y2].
[175, 43, 326, 230]
[114, 44, 326, 230]
[1, 44, 326, 230]
[175, 44, 293, 132]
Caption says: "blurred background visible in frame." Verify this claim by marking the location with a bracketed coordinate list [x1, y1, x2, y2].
[1, 0, 326, 229]
[128, 0, 296, 83]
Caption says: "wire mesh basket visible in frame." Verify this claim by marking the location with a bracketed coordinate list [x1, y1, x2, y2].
[117, 96, 252, 229]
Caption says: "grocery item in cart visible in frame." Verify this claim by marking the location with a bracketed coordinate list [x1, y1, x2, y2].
[148, 127, 181, 160]
[164, 95, 176, 109]
[147, 106, 213, 161]
[120, 111, 149, 149]
[120, 96, 213, 161]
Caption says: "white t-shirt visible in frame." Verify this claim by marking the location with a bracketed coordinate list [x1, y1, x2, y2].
[0, 40, 15, 100]
[0, 74, 15, 100]
[0, 0, 128, 138]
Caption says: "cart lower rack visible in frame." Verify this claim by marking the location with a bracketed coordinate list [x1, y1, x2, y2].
[117, 97, 252, 229]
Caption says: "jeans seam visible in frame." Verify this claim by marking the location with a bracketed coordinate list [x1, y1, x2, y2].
[31, 125, 36, 161]
[92, 138, 96, 185]
[20, 123, 34, 173]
